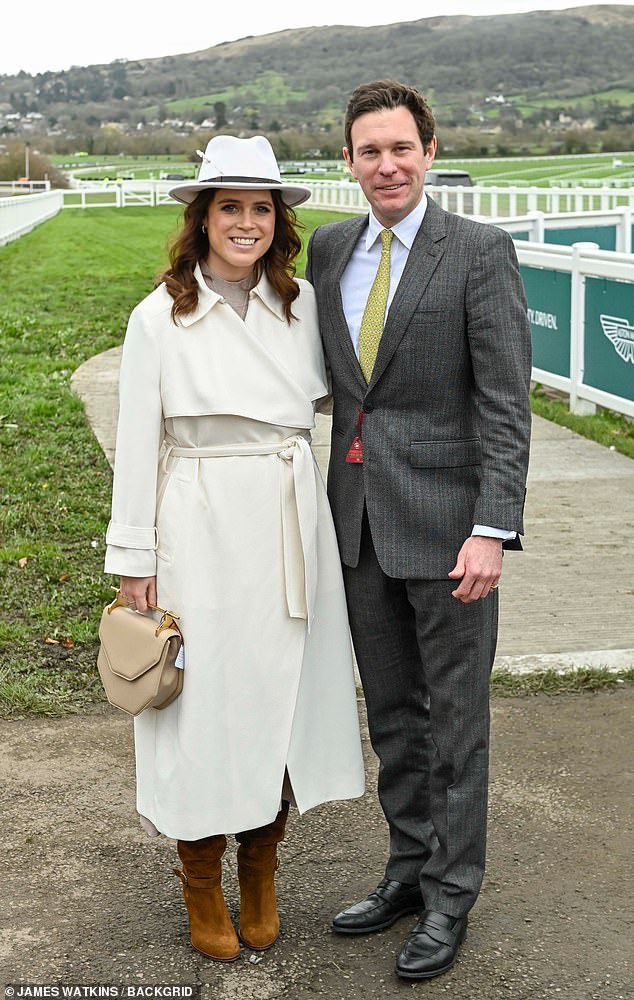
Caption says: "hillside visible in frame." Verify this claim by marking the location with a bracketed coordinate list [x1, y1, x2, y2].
[2, 5, 633, 142]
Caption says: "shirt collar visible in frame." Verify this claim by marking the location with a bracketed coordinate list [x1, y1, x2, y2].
[365, 194, 428, 251]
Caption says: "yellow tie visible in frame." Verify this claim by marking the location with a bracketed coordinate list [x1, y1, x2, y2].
[358, 229, 393, 384]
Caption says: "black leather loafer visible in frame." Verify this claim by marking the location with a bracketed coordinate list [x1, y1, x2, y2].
[332, 879, 423, 934]
[395, 909, 467, 979]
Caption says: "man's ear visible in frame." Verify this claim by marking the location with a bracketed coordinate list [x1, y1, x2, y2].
[343, 145, 355, 177]
[425, 136, 438, 166]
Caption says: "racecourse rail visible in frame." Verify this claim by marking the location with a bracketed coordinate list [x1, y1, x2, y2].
[2, 181, 633, 419]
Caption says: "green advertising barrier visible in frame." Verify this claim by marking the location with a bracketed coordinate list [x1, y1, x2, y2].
[520, 266, 571, 377]
[546, 226, 617, 251]
[584, 277, 634, 402]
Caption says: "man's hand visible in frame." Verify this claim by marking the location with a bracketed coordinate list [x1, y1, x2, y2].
[448, 536, 502, 604]
[119, 575, 157, 613]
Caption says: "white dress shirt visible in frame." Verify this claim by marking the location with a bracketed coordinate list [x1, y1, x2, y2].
[340, 197, 427, 355]
[339, 195, 515, 543]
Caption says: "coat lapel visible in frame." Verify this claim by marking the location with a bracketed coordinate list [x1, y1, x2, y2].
[368, 199, 447, 390]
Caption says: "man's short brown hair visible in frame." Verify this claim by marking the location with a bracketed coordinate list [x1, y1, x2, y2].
[344, 79, 436, 159]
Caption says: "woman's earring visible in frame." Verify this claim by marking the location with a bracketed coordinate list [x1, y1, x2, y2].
[202, 224, 207, 234]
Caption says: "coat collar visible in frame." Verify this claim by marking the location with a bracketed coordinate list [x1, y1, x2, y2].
[250, 270, 287, 321]
[178, 263, 286, 328]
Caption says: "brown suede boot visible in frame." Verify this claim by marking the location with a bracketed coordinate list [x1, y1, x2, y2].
[174, 835, 240, 962]
[236, 801, 290, 950]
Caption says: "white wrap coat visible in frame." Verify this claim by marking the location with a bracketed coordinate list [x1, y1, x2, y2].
[104, 266, 365, 839]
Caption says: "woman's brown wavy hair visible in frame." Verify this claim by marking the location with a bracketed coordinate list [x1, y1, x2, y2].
[157, 188, 303, 323]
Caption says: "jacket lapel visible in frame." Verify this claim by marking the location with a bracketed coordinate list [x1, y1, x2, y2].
[368, 198, 447, 390]
[322, 216, 369, 393]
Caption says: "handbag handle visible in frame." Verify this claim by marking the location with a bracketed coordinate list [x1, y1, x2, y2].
[108, 587, 181, 637]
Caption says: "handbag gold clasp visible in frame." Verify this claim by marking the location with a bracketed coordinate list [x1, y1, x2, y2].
[154, 611, 180, 637]
[108, 587, 180, 636]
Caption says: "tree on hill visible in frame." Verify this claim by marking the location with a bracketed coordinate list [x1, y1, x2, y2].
[0, 142, 68, 186]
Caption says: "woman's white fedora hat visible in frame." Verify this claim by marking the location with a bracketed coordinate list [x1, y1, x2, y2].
[168, 135, 311, 208]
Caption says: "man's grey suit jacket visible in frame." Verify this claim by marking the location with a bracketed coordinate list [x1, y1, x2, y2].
[306, 197, 532, 579]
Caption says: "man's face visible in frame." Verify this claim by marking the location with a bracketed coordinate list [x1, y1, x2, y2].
[343, 105, 437, 228]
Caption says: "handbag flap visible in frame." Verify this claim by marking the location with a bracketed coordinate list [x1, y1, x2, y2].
[99, 606, 181, 681]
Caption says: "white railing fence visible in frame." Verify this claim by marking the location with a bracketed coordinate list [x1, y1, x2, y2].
[0, 189, 63, 246]
[427, 184, 634, 217]
[0, 180, 51, 194]
[61, 179, 634, 217]
[511, 241, 634, 418]
[63, 183, 175, 209]
[492, 207, 632, 253]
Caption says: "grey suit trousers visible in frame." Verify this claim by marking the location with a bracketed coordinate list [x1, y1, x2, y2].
[343, 512, 498, 917]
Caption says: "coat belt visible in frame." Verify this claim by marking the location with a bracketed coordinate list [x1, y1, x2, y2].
[161, 434, 318, 629]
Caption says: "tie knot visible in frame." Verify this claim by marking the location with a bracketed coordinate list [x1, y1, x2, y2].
[380, 229, 393, 250]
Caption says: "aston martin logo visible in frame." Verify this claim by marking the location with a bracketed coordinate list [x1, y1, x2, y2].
[600, 314, 634, 364]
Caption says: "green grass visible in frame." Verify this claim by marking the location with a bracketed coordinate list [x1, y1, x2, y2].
[531, 386, 634, 461]
[0, 207, 182, 718]
[144, 71, 307, 120]
[491, 666, 634, 696]
[433, 153, 634, 187]
[53, 151, 634, 189]
[56, 156, 199, 182]
[509, 88, 634, 111]
[1, 206, 632, 719]
[51, 154, 187, 167]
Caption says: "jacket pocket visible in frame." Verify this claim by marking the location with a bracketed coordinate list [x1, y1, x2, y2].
[412, 306, 444, 316]
[409, 438, 482, 468]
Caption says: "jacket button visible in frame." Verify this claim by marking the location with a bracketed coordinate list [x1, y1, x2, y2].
[364, 403, 374, 413]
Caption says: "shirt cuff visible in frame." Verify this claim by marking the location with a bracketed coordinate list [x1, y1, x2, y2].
[472, 524, 517, 541]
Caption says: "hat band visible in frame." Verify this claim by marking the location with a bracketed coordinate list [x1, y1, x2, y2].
[202, 175, 282, 186]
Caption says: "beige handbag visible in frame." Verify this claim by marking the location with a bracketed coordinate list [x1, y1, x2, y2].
[97, 589, 183, 717]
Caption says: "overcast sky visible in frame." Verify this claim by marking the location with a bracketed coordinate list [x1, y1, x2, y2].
[3, 0, 632, 76]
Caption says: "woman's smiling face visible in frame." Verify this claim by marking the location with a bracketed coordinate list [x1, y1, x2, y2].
[204, 189, 276, 280]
